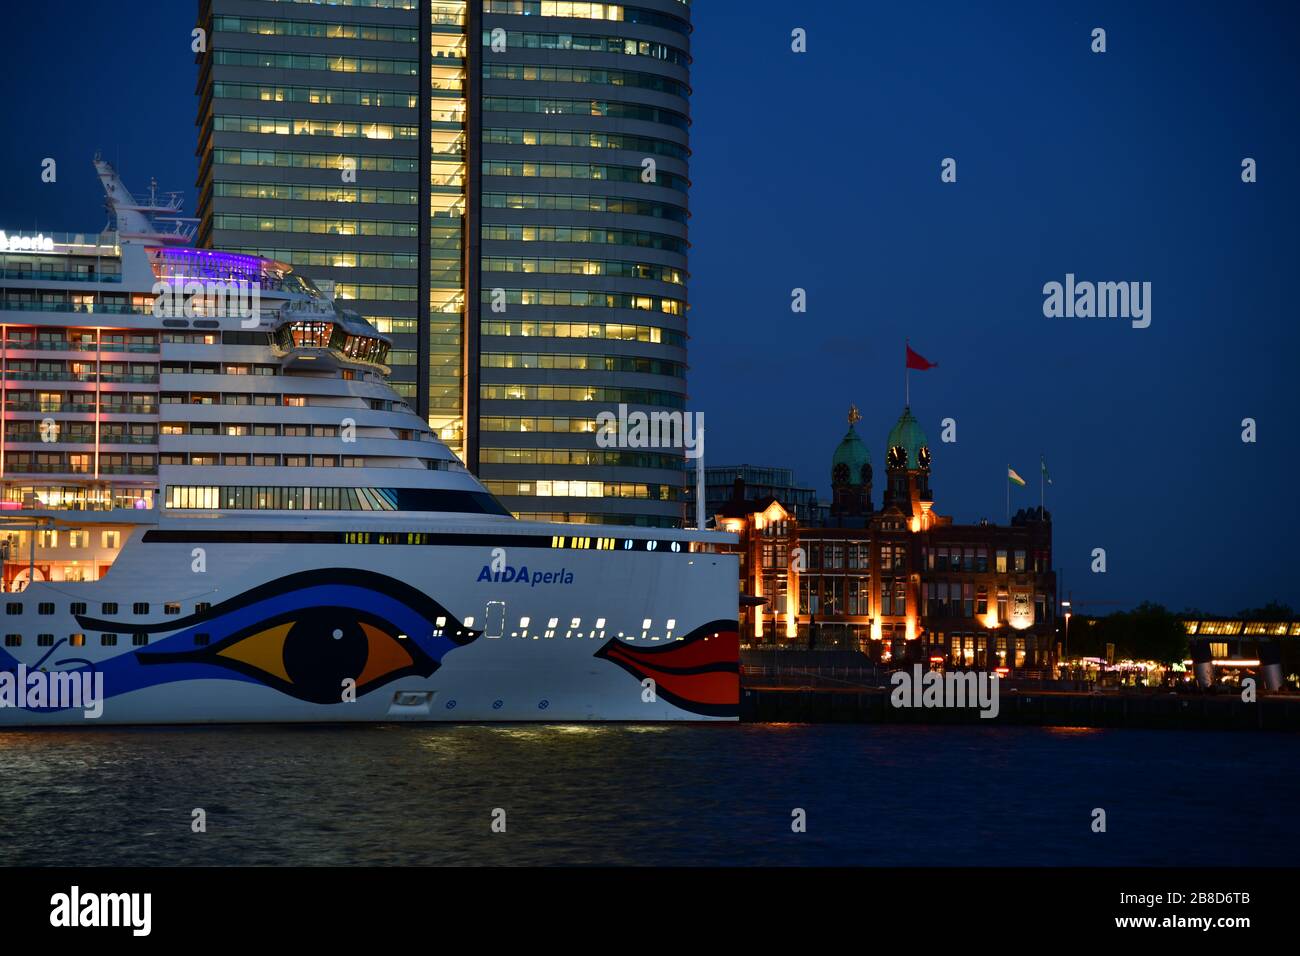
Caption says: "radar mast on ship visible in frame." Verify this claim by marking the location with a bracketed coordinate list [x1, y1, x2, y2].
[94, 153, 198, 246]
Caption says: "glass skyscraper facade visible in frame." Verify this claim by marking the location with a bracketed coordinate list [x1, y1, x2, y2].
[198, 0, 691, 526]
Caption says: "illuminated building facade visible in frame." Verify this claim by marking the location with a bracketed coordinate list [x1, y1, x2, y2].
[197, 0, 692, 526]
[718, 407, 1059, 670]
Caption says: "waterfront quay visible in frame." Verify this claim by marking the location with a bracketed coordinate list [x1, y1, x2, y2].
[739, 652, 1300, 731]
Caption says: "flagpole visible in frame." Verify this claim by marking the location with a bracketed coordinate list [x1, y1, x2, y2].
[1040, 455, 1044, 515]
[904, 339, 909, 406]
[1006, 465, 1010, 524]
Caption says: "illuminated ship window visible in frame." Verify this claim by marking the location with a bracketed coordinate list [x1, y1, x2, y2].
[164, 603, 181, 616]
[642, 619, 651, 629]
[519, 617, 530, 628]
[548, 618, 559, 629]
[595, 618, 605, 628]
[463, 617, 474, 627]
[71, 634, 86, 647]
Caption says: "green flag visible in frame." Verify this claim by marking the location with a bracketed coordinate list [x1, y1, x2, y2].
[1041, 456, 1052, 485]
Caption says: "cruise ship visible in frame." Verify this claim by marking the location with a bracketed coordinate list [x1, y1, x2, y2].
[0, 162, 738, 725]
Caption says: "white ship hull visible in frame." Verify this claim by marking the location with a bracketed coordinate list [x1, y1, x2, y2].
[0, 517, 740, 725]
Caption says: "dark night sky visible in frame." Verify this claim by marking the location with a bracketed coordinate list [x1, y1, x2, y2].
[1, 1, 1296, 614]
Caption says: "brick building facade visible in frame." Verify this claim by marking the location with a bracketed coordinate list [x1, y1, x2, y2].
[716, 407, 1058, 670]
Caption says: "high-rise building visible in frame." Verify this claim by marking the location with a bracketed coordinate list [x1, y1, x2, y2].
[686, 464, 822, 524]
[196, 0, 692, 527]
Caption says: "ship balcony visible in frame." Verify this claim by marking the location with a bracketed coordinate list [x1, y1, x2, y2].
[0, 342, 157, 354]
[0, 268, 122, 283]
[1, 371, 159, 385]
[2, 465, 157, 477]
[4, 403, 160, 416]
[0, 300, 150, 316]
[2, 435, 157, 446]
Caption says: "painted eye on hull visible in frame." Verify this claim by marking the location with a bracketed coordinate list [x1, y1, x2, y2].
[71, 569, 478, 706]
[211, 607, 430, 704]
[139, 606, 434, 705]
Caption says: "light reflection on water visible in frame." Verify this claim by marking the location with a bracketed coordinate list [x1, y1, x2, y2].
[0, 724, 1296, 866]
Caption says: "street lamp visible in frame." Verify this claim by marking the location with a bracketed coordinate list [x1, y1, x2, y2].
[1062, 600, 1072, 675]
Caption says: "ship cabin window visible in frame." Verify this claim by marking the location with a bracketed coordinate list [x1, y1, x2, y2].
[69, 634, 85, 647]
[195, 602, 211, 614]
[132, 633, 149, 646]
[132, 603, 149, 615]
[102, 602, 118, 614]
[5, 603, 20, 615]
[36, 634, 54, 647]
[100, 633, 117, 647]
[3, 634, 20, 647]
[194, 633, 210, 646]
[38, 602, 54, 615]
[164, 603, 181, 615]
[70, 602, 86, 615]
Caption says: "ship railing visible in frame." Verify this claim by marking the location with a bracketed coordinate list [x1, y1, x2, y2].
[5, 465, 157, 476]
[0, 300, 151, 316]
[4, 403, 158, 415]
[17, 343, 165, 354]
[0, 269, 123, 283]
[3, 433, 157, 445]
[5, 402, 101, 414]
[1, 372, 159, 385]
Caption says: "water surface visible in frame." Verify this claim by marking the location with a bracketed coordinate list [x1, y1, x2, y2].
[1, 724, 1294, 866]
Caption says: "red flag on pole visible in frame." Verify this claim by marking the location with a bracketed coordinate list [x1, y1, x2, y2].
[906, 344, 937, 370]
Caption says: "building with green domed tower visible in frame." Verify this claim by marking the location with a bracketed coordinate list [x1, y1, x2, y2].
[715, 405, 1058, 671]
